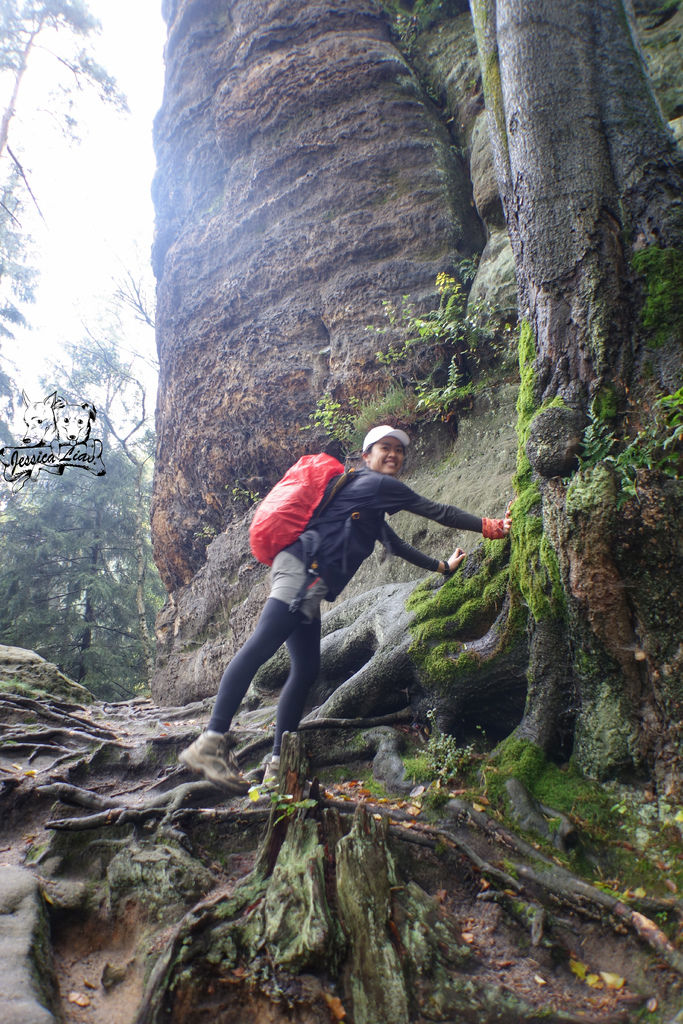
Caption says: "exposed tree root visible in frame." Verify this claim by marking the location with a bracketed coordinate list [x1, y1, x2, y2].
[3, 684, 679, 1022]
[132, 736, 641, 1024]
[235, 708, 413, 764]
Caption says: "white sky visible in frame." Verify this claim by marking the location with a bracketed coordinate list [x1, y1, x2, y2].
[3, 0, 166, 403]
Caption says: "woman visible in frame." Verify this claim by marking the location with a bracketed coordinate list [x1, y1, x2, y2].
[180, 425, 512, 790]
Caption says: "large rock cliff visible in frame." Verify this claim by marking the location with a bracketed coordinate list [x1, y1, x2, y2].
[150, 0, 682, 708]
[151, 0, 485, 593]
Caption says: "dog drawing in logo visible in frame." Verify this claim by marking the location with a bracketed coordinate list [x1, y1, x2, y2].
[56, 401, 97, 444]
[21, 390, 59, 445]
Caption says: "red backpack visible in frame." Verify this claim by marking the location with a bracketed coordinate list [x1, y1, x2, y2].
[249, 453, 350, 566]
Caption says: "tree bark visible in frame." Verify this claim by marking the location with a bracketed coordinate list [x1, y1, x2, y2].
[471, 0, 683, 397]
[471, 0, 683, 787]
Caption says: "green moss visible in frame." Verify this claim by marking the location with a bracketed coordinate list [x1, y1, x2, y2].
[483, 736, 623, 839]
[403, 753, 430, 781]
[405, 323, 568, 693]
[407, 542, 519, 692]
[632, 245, 683, 348]
[565, 463, 617, 522]
[422, 787, 451, 813]
[591, 383, 618, 421]
[508, 322, 566, 623]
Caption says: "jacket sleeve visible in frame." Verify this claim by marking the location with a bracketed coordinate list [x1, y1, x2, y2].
[378, 476, 483, 533]
[380, 522, 442, 573]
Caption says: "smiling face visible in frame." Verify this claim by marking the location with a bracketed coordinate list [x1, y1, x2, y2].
[362, 436, 405, 475]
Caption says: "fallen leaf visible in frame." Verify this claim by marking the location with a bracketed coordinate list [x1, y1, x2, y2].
[586, 973, 603, 989]
[323, 993, 346, 1019]
[599, 971, 625, 990]
[410, 784, 426, 798]
[83, 978, 97, 989]
[534, 975, 547, 986]
[632, 886, 646, 898]
[646, 996, 658, 1011]
[400, 821, 415, 829]
[24, 769, 36, 777]
[405, 804, 422, 816]
[570, 959, 587, 980]
[68, 992, 91, 1007]
[247, 786, 260, 802]
[665, 879, 677, 893]
[461, 931, 475, 943]
[472, 802, 485, 812]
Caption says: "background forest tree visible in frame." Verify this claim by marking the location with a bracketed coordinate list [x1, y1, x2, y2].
[0, 333, 164, 698]
[0, 0, 126, 426]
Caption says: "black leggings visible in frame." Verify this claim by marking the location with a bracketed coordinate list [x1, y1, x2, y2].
[208, 597, 321, 755]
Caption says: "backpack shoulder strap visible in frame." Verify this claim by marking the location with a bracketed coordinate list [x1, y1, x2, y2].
[312, 467, 355, 520]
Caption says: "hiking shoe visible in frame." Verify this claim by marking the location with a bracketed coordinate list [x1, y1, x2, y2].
[260, 754, 281, 790]
[179, 731, 247, 793]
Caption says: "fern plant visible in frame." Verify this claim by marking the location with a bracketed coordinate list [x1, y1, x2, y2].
[372, 273, 493, 422]
[578, 401, 616, 467]
[579, 388, 682, 506]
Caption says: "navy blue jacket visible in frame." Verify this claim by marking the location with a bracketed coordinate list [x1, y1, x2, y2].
[290, 467, 482, 599]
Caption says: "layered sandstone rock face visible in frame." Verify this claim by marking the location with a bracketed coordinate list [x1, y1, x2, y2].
[151, 0, 484, 591]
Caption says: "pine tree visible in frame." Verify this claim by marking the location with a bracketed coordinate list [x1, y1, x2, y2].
[0, 333, 164, 699]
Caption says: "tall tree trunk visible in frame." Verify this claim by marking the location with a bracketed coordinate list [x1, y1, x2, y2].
[471, 0, 683, 791]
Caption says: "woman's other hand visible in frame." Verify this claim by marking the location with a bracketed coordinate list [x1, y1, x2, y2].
[447, 548, 466, 572]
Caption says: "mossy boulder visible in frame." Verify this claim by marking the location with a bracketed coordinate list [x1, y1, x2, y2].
[0, 645, 92, 704]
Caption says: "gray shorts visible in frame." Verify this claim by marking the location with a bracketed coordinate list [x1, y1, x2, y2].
[270, 548, 329, 621]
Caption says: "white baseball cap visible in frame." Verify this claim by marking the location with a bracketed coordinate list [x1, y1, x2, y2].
[362, 425, 410, 453]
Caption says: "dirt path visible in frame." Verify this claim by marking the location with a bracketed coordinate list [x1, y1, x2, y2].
[1, 694, 680, 1023]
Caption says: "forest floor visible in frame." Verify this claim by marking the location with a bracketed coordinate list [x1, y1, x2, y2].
[1, 691, 682, 1024]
